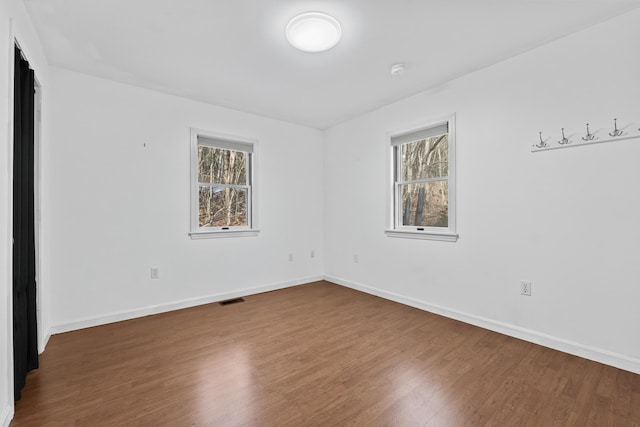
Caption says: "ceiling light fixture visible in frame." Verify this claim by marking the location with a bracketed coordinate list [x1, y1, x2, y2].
[286, 12, 342, 52]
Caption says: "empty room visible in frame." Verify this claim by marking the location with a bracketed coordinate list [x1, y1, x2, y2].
[2, 0, 640, 425]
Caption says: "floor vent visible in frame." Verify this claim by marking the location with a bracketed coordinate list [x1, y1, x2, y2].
[219, 297, 245, 306]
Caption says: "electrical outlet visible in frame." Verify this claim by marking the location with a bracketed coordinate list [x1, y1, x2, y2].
[288, 253, 293, 262]
[151, 267, 160, 279]
[311, 250, 315, 259]
[353, 254, 359, 263]
[521, 281, 532, 296]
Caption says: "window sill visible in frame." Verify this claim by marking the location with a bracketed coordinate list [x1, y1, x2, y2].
[385, 229, 458, 242]
[189, 229, 260, 239]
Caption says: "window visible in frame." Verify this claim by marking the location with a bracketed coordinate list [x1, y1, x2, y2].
[190, 129, 258, 238]
[386, 115, 457, 241]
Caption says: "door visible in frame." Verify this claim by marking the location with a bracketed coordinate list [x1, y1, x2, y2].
[13, 44, 38, 401]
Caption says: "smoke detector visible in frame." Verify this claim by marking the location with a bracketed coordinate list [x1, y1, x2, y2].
[391, 63, 405, 76]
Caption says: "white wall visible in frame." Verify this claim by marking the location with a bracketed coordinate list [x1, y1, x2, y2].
[0, 0, 50, 424]
[46, 68, 324, 330]
[324, 9, 640, 373]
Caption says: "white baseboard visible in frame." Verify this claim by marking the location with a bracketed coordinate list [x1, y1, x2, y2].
[1, 404, 13, 427]
[39, 329, 51, 354]
[50, 276, 323, 335]
[325, 275, 640, 375]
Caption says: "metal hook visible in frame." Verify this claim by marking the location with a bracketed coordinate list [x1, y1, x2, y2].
[534, 132, 548, 148]
[609, 118, 623, 137]
[557, 128, 570, 145]
[581, 123, 596, 141]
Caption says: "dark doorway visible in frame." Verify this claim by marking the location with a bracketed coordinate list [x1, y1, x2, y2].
[13, 45, 38, 401]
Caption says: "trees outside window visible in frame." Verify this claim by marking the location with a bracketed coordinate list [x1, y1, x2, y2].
[197, 145, 249, 227]
[399, 134, 449, 227]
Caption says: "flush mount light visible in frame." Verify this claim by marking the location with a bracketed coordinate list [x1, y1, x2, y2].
[286, 12, 342, 52]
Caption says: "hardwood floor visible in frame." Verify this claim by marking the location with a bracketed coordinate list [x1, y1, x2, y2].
[12, 281, 640, 426]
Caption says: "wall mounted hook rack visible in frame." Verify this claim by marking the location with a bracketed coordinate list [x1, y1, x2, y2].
[532, 118, 640, 152]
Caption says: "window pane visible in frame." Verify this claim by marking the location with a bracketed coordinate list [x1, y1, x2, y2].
[401, 134, 448, 181]
[199, 186, 248, 227]
[198, 146, 247, 185]
[401, 181, 448, 227]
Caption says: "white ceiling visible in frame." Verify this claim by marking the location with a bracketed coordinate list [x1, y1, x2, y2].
[24, 0, 640, 129]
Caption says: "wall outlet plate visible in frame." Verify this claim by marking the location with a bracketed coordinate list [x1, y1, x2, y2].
[521, 280, 532, 296]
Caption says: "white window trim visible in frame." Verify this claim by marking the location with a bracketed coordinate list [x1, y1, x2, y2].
[189, 128, 259, 239]
[385, 114, 458, 242]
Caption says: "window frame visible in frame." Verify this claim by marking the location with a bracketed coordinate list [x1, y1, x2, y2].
[386, 114, 458, 242]
[189, 128, 259, 239]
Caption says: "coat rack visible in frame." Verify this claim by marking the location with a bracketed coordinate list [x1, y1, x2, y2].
[532, 119, 640, 152]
